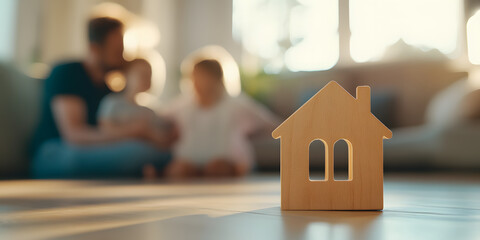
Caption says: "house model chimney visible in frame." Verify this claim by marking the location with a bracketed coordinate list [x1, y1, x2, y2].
[356, 86, 371, 112]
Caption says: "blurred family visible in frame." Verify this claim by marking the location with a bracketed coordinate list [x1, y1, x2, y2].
[31, 17, 278, 179]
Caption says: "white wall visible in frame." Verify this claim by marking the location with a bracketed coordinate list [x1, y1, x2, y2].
[141, 0, 180, 99]
[174, 0, 241, 63]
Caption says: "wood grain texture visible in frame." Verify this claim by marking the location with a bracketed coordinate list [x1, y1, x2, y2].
[272, 81, 392, 210]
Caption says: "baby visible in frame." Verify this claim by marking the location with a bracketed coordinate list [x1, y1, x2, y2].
[98, 59, 175, 177]
[165, 59, 279, 179]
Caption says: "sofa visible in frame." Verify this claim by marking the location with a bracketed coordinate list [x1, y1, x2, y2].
[0, 60, 477, 178]
[0, 63, 41, 178]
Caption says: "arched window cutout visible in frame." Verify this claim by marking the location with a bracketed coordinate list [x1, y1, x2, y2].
[334, 139, 352, 181]
[309, 139, 326, 181]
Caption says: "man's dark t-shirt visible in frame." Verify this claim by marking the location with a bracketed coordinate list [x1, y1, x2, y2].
[31, 62, 111, 154]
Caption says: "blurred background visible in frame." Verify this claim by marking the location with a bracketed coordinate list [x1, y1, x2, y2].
[1, 0, 480, 178]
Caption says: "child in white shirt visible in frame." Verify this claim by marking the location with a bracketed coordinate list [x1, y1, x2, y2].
[165, 59, 278, 178]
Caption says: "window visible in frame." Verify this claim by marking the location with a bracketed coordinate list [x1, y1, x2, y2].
[468, 10, 480, 64]
[233, 0, 462, 71]
[350, 0, 461, 62]
[333, 139, 351, 181]
[232, 0, 339, 73]
[309, 139, 352, 181]
[309, 140, 326, 181]
[285, 0, 339, 71]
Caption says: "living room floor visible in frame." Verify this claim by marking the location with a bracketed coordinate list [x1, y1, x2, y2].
[0, 173, 478, 240]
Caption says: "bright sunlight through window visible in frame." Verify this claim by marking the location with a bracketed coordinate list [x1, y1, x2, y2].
[285, 0, 339, 71]
[233, 0, 461, 71]
[468, 10, 480, 65]
[349, 0, 461, 63]
[233, 0, 339, 73]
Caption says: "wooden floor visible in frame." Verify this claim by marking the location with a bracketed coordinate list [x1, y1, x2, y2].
[0, 173, 479, 240]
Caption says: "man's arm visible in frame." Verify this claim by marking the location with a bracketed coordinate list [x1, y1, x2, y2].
[52, 96, 145, 145]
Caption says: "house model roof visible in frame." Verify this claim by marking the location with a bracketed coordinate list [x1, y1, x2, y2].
[272, 81, 392, 139]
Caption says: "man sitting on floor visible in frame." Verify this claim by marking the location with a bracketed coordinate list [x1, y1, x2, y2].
[31, 17, 174, 178]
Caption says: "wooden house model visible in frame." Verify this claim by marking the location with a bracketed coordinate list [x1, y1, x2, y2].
[272, 81, 392, 210]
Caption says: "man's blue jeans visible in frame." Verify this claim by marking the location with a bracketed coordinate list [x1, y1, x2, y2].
[32, 139, 172, 178]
